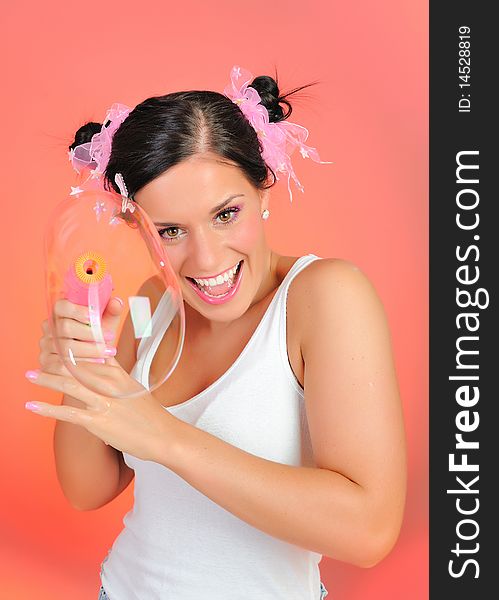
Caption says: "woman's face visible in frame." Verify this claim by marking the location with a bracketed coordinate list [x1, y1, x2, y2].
[134, 152, 271, 324]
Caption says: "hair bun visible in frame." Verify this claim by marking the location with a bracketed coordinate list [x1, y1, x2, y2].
[249, 75, 290, 123]
[69, 122, 103, 151]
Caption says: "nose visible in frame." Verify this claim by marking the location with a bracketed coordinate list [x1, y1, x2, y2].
[186, 228, 227, 275]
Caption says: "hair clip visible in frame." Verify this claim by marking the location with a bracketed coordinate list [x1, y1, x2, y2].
[115, 173, 135, 214]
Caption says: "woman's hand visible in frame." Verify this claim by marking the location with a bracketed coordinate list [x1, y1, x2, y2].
[25, 298, 176, 463]
[37, 296, 124, 376]
[25, 361, 173, 462]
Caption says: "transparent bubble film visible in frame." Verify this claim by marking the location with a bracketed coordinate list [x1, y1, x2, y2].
[44, 181, 185, 399]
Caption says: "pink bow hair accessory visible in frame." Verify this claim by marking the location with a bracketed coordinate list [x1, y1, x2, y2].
[68, 103, 132, 178]
[223, 65, 332, 203]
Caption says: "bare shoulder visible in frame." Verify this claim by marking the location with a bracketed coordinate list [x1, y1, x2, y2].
[290, 256, 377, 296]
[287, 257, 386, 351]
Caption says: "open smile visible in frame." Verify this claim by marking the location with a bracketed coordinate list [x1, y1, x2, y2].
[185, 260, 244, 305]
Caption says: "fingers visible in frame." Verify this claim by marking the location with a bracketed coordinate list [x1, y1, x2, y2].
[53, 298, 90, 323]
[39, 331, 114, 372]
[51, 299, 95, 349]
[38, 352, 105, 377]
[102, 297, 124, 337]
[51, 298, 121, 347]
[36, 298, 129, 399]
[25, 371, 99, 407]
[26, 369, 108, 409]
[53, 338, 116, 360]
[41, 299, 118, 369]
[38, 334, 115, 357]
[25, 401, 93, 424]
[27, 361, 140, 400]
[58, 317, 113, 343]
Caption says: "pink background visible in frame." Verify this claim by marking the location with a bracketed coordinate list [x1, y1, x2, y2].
[1, 0, 428, 598]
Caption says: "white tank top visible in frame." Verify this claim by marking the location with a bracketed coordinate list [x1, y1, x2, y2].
[100, 254, 324, 600]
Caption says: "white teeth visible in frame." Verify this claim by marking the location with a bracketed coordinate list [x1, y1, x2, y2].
[192, 261, 241, 287]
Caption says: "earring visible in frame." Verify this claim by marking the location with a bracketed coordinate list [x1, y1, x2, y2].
[261, 209, 270, 220]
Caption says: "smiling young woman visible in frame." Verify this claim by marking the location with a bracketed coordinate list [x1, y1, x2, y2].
[47, 67, 407, 600]
[135, 153, 274, 322]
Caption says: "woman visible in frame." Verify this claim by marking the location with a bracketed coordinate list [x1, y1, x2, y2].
[25, 66, 407, 599]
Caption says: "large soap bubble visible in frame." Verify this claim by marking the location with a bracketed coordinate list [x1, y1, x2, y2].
[44, 171, 185, 399]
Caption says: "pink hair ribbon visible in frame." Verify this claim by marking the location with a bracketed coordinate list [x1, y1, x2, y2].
[68, 103, 132, 178]
[223, 65, 332, 203]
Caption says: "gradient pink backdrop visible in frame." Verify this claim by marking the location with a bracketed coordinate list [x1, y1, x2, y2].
[1, 1, 428, 598]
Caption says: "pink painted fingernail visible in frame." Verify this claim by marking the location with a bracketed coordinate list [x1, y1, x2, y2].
[104, 347, 117, 357]
[25, 370, 40, 381]
[25, 402, 41, 411]
[103, 330, 115, 342]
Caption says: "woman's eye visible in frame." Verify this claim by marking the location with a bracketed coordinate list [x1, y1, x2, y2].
[164, 227, 179, 238]
[157, 226, 183, 242]
[216, 207, 240, 224]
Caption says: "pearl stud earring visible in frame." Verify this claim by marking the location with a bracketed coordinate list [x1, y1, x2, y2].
[261, 209, 270, 220]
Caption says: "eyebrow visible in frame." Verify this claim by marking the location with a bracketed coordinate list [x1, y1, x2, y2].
[153, 194, 245, 227]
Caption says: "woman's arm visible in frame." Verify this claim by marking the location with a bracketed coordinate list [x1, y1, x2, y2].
[53, 299, 137, 510]
[152, 258, 407, 568]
